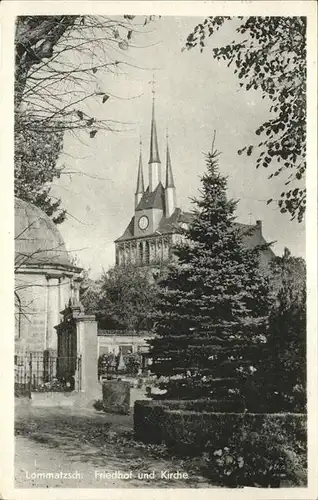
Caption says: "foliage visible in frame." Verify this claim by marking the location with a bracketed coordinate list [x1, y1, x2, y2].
[148, 141, 272, 404]
[81, 263, 158, 332]
[32, 378, 71, 392]
[245, 249, 306, 412]
[15, 15, 154, 220]
[15, 15, 155, 135]
[269, 247, 306, 304]
[98, 351, 143, 377]
[123, 352, 142, 375]
[206, 414, 307, 487]
[98, 353, 118, 378]
[15, 120, 66, 223]
[162, 410, 306, 487]
[185, 17, 306, 222]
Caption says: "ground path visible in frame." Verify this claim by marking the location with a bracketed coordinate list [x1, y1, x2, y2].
[15, 403, 213, 488]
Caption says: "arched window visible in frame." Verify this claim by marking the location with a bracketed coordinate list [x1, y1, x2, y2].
[145, 241, 150, 265]
[138, 242, 143, 264]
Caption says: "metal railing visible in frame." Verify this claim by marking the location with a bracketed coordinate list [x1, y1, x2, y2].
[14, 351, 82, 395]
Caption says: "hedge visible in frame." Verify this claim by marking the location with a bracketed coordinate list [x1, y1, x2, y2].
[133, 399, 242, 443]
[162, 410, 305, 452]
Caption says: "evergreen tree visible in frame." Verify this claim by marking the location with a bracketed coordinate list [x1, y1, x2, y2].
[149, 142, 272, 406]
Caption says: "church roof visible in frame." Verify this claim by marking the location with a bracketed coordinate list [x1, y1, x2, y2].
[135, 183, 165, 211]
[115, 208, 192, 243]
[115, 216, 135, 242]
[115, 208, 275, 259]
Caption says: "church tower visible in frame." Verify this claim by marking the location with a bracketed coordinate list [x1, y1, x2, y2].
[115, 91, 185, 268]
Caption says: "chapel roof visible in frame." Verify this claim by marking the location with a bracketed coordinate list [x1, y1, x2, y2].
[15, 197, 75, 269]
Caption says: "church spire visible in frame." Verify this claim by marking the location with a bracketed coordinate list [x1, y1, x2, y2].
[165, 131, 175, 188]
[148, 77, 161, 192]
[165, 130, 177, 217]
[135, 138, 144, 208]
[149, 82, 161, 165]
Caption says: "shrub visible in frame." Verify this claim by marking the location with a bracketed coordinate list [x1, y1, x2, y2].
[123, 353, 142, 375]
[206, 415, 307, 487]
[162, 410, 307, 487]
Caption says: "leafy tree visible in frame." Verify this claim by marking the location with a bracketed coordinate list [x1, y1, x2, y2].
[81, 263, 158, 332]
[269, 247, 306, 304]
[251, 249, 306, 412]
[149, 140, 272, 405]
[185, 17, 306, 222]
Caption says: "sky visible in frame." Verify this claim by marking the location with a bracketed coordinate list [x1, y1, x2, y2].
[49, 16, 305, 278]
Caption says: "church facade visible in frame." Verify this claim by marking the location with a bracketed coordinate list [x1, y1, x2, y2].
[115, 96, 192, 268]
[115, 96, 275, 269]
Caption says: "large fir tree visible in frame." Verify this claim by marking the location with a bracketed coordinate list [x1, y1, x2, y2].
[149, 142, 272, 407]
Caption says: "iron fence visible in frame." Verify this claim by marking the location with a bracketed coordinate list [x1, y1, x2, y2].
[14, 351, 82, 395]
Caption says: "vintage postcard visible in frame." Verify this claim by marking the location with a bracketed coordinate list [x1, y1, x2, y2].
[0, 1, 317, 499]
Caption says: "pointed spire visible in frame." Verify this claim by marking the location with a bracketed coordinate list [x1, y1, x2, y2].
[165, 129, 175, 188]
[149, 78, 161, 164]
[135, 137, 144, 194]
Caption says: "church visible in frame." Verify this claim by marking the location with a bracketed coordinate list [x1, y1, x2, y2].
[115, 95, 275, 270]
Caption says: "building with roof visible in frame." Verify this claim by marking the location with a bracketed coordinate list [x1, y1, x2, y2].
[115, 95, 275, 270]
[15, 197, 82, 353]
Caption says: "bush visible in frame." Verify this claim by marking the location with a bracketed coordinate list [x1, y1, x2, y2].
[123, 353, 142, 375]
[162, 410, 307, 487]
[206, 415, 307, 487]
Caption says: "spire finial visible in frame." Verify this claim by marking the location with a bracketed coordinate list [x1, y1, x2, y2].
[148, 75, 160, 165]
[150, 73, 156, 100]
[135, 138, 144, 196]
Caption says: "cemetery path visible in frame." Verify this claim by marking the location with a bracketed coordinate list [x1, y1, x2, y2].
[15, 403, 212, 488]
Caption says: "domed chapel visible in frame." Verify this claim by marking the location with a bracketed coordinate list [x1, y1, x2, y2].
[14, 197, 82, 354]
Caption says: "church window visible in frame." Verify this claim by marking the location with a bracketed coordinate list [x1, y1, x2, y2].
[145, 241, 150, 264]
[138, 242, 143, 264]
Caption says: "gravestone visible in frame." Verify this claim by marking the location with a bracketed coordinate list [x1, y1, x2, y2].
[102, 380, 130, 414]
